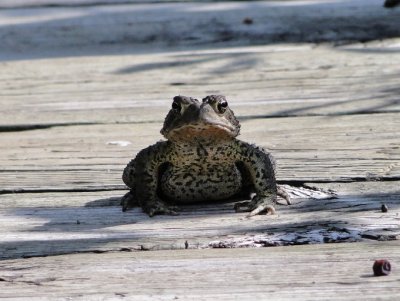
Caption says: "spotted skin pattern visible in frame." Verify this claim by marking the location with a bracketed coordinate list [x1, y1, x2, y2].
[121, 95, 290, 217]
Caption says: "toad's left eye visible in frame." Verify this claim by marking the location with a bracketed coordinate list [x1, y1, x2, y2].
[172, 101, 181, 112]
[217, 100, 228, 113]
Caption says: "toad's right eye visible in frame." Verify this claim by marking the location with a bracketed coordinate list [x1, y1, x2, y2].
[172, 101, 181, 112]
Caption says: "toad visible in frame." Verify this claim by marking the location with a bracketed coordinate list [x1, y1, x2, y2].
[121, 95, 290, 216]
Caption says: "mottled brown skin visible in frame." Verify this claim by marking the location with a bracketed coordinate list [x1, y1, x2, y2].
[121, 95, 290, 217]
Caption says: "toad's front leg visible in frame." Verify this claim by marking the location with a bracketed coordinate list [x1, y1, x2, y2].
[122, 141, 177, 217]
[233, 140, 290, 216]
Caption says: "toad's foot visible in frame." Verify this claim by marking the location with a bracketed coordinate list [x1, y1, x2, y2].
[277, 185, 291, 205]
[234, 195, 276, 217]
[122, 192, 179, 216]
[143, 198, 180, 217]
[121, 190, 139, 212]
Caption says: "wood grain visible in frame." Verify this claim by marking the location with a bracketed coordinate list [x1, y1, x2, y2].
[1, 113, 399, 192]
[1, 44, 400, 127]
[0, 182, 398, 259]
[0, 2, 399, 299]
[1, 241, 399, 300]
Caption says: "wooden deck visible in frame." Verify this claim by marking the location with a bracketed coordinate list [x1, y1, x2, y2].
[0, 1, 400, 299]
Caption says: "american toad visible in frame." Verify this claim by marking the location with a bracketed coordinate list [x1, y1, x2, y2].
[121, 95, 290, 216]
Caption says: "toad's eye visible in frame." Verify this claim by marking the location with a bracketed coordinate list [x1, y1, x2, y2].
[217, 100, 228, 113]
[172, 101, 181, 112]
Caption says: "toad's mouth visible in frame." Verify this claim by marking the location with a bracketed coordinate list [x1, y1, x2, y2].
[165, 121, 238, 142]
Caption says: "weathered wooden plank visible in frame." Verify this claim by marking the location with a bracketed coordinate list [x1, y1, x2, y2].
[306, 181, 400, 197]
[0, 181, 398, 259]
[0, 0, 141, 7]
[0, 241, 399, 300]
[1, 113, 399, 191]
[1, 43, 399, 126]
[1, 0, 399, 58]
[0, 2, 398, 299]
